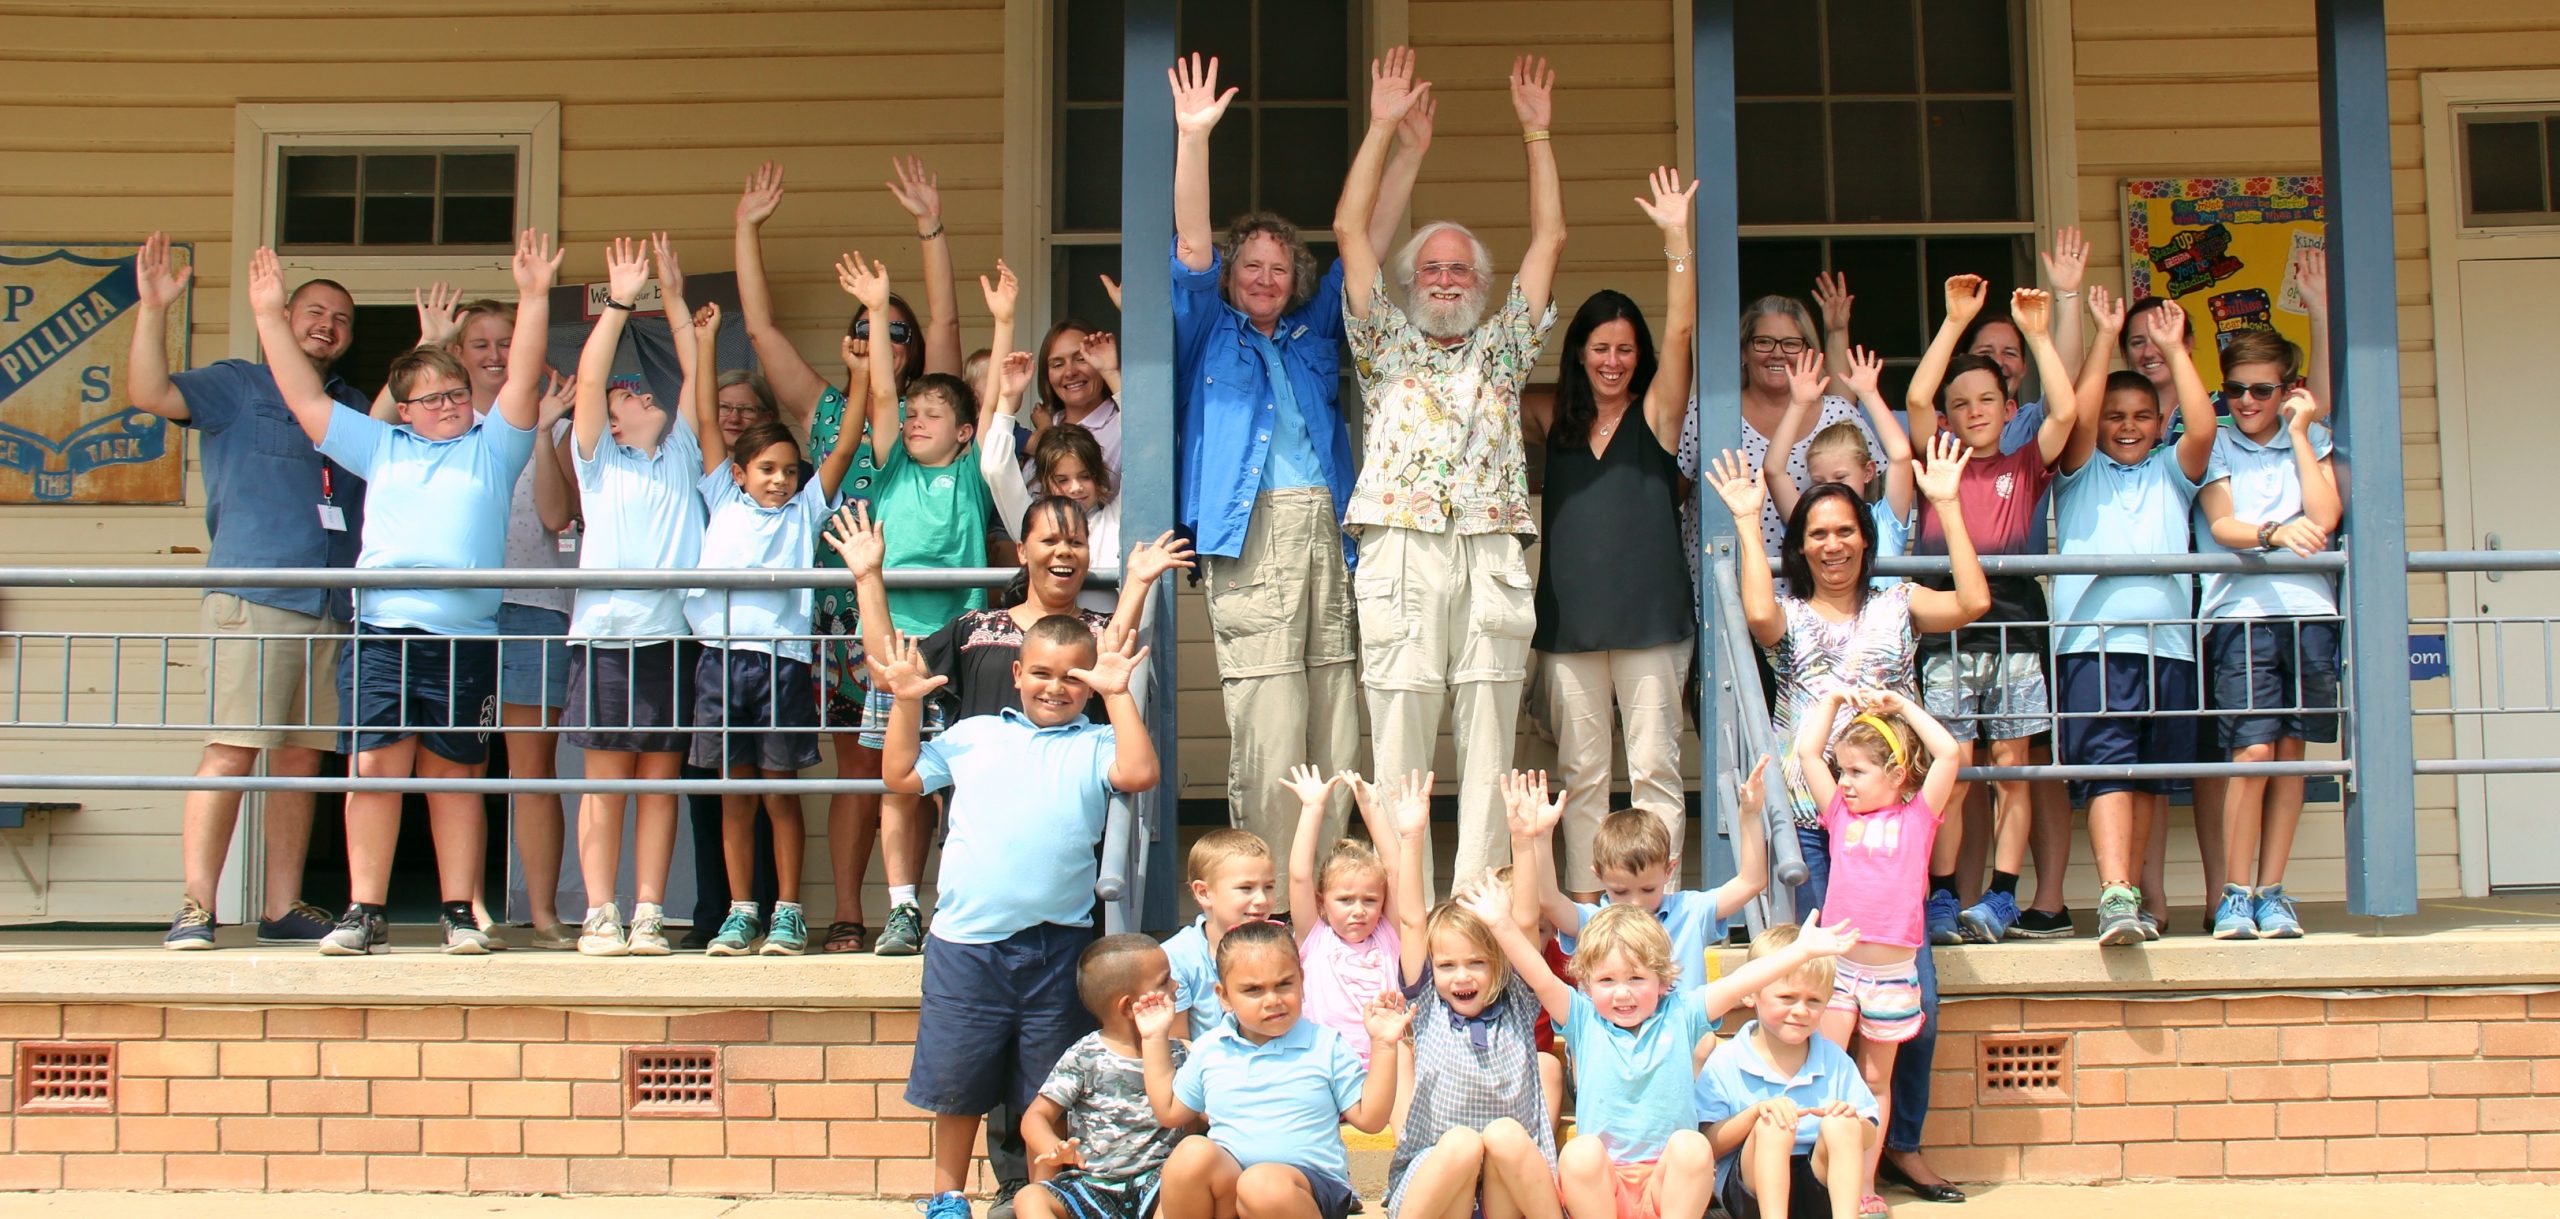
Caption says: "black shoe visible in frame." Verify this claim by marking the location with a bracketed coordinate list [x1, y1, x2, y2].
[678, 923, 716, 951]
[1878, 1155, 1966, 1203]
[2011, 907, 2075, 939]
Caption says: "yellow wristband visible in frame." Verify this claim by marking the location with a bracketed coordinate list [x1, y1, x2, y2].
[1522, 129, 1551, 144]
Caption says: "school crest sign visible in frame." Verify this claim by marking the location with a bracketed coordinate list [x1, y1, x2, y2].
[0, 243, 186, 504]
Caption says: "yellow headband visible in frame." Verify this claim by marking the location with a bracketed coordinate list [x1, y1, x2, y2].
[1851, 713, 1907, 769]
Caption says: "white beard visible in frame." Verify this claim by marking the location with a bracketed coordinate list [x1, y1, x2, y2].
[1409, 285, 1490, 340]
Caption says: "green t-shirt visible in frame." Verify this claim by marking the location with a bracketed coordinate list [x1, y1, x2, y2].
[870, 431, 994, 638]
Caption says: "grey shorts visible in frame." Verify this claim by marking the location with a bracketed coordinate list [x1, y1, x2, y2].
[1922, 648, 2050, 743]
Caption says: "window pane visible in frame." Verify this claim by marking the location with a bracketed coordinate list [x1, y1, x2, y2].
[1057, 244, 1124, 333]
[364, 154, 435, 195]
[1831, 102, 1923, 222]
[1827, 0, 1916, 94]
[1827, 238, 1924, 360]
[1258, 107, 1349, 227]
[363, 195, 434, 245]
[2548, 117, 2560, 210]
[284, 153, 356, 195]
[1737, 238, 1822, 320]
[2467, 119, 2547, 214]
[1060, 108, 1123, 232]
[441, 195, 514, 246]
[1927, 100, 2021, 221]
[1258, 0, 1347, 101]
[1210, 119, 1252, 228]
[1737, 102, 1826, 224]
[1063, 0, 1125, 103]
[1922, 235, 2029, 330]
[442, 151, 515, 194]
[1922, 0, 2014, 93]
[282, 195, 355, 246]
[1735, 3, 1820, 96]
[1182, 0, 1252, 98]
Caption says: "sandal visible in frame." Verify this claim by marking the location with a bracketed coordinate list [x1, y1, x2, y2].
[821, 921, 868, 954]
[1860, 1195, 1892, 1218]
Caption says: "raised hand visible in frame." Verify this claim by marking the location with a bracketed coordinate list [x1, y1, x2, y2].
[1914, 431, 1971, 502]
[246, 246, 287, 318]
[1509, 54, 1555, 130]
[1099, 273, 1123, 310]
[2087, 284, 2125, 333]
[1812, 270, 1853, 336]
[1131, 990, 1177, 1042]
[1837, 345, 1885, 403]
[1459, 883, 1510, 927]
[822, 501, 886, 580]
[1784, 347, 1827, 405]
[135, 232, 193, 310]
[1070, 627, 1149, 698]
[1501, 769, 1564, 839]
[1125, 530, 1196, 584]
[980, 259, 1019, 321]
[1943, 274, 1988, 328]
[2010, 287, 2053, 338]
[1279, 764, 1336, 806]
[414, 282, 464, 350]
[1034, 1137, 1087, 1173]
[1080, 330, 1119, 375]
[514, 229, 565, 295]
[1794, 907, 1861, 959]
[835, 251, 890, 311]
[2141, 297, 2188, 348]
[602, 236, 649, 304]
[2280, 386, 2319, 435]
[999, 350, 1036, 403]
[1737, 754, 1773, 816]
[873, 631, 951, 701]
[1633, 165, 1698, 235]
[1362, 988, 1416, 1047]
[737, 161, 786, 227]
[650, 231, 685, 304]
[885, 155, 942, 226]
[1339, 770, 1379, 822]
[1389, 769, 1435, 841]
[1169, 53, 1238, 138]
[2041, 225, 2090, 295]
[692, 302, 721, 337]
[1397, 92, 1438, 152]
[1368, 45, 1430, 126]
[1707, 448, 1766, 520]
[2293, 244, 2329, 320]
[538, 370, 577, 430]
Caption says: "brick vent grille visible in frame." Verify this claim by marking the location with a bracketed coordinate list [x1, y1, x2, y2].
[1976, 1032, 2072, 1105]
[625, 1045, 721, 1117]
[17, 1041, 116, 1112]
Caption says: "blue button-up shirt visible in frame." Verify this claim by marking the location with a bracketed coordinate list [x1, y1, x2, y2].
[1171, 241, 1357, 559]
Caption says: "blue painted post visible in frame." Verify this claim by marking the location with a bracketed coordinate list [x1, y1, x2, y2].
[1122, 0, 1183, 931]
[2318, 0, 2417, 918]
[1691, 0, 1742, 892]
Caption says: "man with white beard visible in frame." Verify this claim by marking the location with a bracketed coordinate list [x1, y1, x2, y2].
[1333, 47, 1567, 893]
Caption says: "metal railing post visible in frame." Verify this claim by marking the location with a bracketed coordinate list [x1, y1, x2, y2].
[1691, 0, 1743, 895]
[1121, 0, 1181, 933]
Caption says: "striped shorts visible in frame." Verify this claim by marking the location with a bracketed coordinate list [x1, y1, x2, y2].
[1828, 955, 1925, 1044]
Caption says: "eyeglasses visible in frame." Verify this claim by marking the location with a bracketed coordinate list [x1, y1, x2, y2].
[2222, 381, 2289, 401]
[715, 405, 768, 420]
[852, 319, 915, 344]
[400, 387, 471, 409]
[1748, 336, 1810, 355]
[1416, 261, 1478, 282]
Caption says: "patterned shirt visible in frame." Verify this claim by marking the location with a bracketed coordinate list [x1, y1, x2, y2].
[1036, 1031, 1188, 1180]
[1767, 583, 1919, 827]
[1388, 972, 1554, 1213]
[1343, 273, 1554, 537]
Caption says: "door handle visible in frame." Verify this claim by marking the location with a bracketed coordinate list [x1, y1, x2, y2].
[2486, 532, 2504, 583]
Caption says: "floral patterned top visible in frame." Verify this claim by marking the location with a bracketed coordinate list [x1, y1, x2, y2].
[1343, 272, 1555, 537]
[1767, 582, 1919, 827]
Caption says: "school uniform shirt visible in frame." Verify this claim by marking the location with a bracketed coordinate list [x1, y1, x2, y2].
[167, 359, 370, 620]
[2054, 448, 2201, 661]
[1560, 985, 1717, 1164]
[1560, 889, 1724, 996]
[1163, 917, 1223, 1023]
[1914, 443, 2054, 656]
[1695, 1022, 1880, 1193]
[1173, 1018, 1365, 1184]
[316, 407, 534, 636]
[686, 471, 836, 662]
[913, 708, 1118, 944]
[870, 436, 995, 637]
[2198, 422, 2339, 620]
[570, 411, 705, 643]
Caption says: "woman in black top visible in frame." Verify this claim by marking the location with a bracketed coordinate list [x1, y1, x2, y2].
[1524, 168, 1699, 900]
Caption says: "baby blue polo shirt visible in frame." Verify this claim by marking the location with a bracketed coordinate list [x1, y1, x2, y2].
[1164, 916, 1224, 1023]
[1869, 498, 1910, 591]
[2198, 422, 2338, 620]
[1173, 1017, 1365, 1183]
[2054, 448, 2202, 661]
[168, 359, 371, 620]
[571, 411, 704, 643]
[1562, 888, 1725, 996]
[316, 406, 533, 636]
[915, 708, 1118, 945]
[686, 471, 835, 662]
[1560, 985, 1716, 1164]
[1695, 1021, 1880, 1192]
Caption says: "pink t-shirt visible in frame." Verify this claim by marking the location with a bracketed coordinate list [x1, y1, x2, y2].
[1817, 791, 1941, 950]
[1299, 919, 1403, 1064]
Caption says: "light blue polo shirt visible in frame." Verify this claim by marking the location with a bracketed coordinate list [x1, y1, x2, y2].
[2199, 422, 2338, 620]
[1695, 1021, 1879, 1192]
[2054, 449, 2201, 660]
[1870, 498, 1910, 590]
[915, 708, 1118, 945]
[1173, 1017, 1365, 1183]
[686, 471, 835, 662]
[1562, 889, 1725, 997]
[316, 406, 533, 636]
[1164, 917, 1224, 1023]
[571, 412, 704, 643]
[1560, 985, 1716, 1163]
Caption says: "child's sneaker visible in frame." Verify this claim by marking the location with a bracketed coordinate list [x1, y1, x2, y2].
[257, 900, 337, 945]
[2012, 907, 2075, 939]
[164, 896, 217, 950]
[1925, 889, 1963, 945]
[2095, 886, 2145, 947]
[1957, 890, 2019, 943]
[918, 1192, 971, 1219]
[578, 905, 630, 956]
[2138, 909, 2161, 941]
[2252, 885, 2304, 938]
[761, 906, 810, 956]
[318, 905, 388, 956]
[442, 909, 492, 955]
[627, 904, 672, 956]
[874, 902, 925, 957]
[706, 908, 763, 957]
[2212, 883, 2259, 940]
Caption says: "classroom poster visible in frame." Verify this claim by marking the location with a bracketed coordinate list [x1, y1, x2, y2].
[0, 243, 187, 503]
[2121, 176, 2325, 389]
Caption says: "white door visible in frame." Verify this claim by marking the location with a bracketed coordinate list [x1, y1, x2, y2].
[2457, 256, 2560, 889]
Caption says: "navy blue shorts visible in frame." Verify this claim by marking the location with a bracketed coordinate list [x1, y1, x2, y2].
[688, 647, 823, 773]
[2206, 618, 2341, 749]
[2056, 652, 2199, 799]
[1204, 1147, 1356, 1219]
[563, 641, 690, 754]
[905, 923, 1097, 1117]
[336, 626, 495, 763]
[1720, 1152, 1834, 1219]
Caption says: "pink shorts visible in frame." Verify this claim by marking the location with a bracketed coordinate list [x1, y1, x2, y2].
[1610, 1159, 1664, 1219]
[1827, 956, 1925, 1043]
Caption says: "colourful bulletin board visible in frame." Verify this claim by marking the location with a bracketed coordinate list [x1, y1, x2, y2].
[0, 243, 188, 503]
[2121, 176, 2324, 389]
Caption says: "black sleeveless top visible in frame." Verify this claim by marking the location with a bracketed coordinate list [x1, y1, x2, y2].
[1532, 412, 1695, 653]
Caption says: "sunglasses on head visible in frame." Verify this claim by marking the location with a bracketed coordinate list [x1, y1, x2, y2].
[852, 319, 915, 345]
[2222, 380, 2289, 401]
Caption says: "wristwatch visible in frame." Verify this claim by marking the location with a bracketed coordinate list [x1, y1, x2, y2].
[2258, 520, 2280, 551]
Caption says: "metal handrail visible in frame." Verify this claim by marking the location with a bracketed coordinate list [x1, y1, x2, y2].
[1705, 546, 1807, 931]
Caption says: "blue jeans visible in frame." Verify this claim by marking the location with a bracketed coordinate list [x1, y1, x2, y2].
[1793, 822, 1936, 1153]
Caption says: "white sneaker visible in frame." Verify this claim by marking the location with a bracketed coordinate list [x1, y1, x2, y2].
[627, 903, 672, 956]
[578, 905, 629, 957]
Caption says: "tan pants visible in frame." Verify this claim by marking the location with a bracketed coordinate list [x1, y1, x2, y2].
[1204, 488, 1362, 905]
[1546, 638, 1694, 890]
[202, 592, 344, 751]
[1356, 526, 1535, 896]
